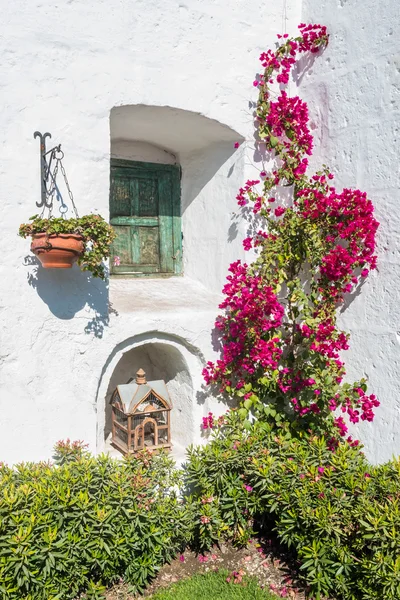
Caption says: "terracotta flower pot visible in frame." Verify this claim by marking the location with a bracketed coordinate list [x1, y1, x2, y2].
[31, 233, 85, 269]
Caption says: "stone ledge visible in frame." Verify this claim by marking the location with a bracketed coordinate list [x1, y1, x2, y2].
[110, 275, 222, 314]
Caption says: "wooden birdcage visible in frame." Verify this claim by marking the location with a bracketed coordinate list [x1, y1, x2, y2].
[110, 368, 172, 454]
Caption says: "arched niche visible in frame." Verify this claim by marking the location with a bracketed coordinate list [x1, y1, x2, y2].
[97, 332, 203, 459]
[108, 104, 245, 290]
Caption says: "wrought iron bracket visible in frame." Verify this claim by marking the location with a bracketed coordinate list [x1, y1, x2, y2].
[33, 130, 78, 218]
[34, 131, 53, 209]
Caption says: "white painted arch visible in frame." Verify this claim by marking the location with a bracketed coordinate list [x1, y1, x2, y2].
[110, 104, 243, 157]
[96, 331, 206, 457]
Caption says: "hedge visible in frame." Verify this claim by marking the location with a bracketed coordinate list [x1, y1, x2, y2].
[0, 445, 189, 599]
[185, 422, 400, 600]
[1, 430, 399, 599]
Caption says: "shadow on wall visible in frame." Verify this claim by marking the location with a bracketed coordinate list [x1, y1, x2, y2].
[103, 341, 194, 448]
[180, 141, 238, 213]
[23, 255, 115, 337]
[292, 44, 328, 87]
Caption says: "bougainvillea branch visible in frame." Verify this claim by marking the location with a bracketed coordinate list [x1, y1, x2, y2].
[203, 24, 380, 445]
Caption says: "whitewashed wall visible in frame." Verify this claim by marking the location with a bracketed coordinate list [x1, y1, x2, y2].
[0, 0, 302, 464]
[301, 0, 400, 462]
[1, 0, 397, 465]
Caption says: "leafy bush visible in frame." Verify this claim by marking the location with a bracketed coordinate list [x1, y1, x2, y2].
[1, 431, 399, 600]
[185, 421, 400, 600]
[0, 448, 189, 599]
[148, 570, 279, 599]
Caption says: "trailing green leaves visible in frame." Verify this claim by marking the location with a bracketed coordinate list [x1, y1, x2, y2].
[18, 214, 116, 279]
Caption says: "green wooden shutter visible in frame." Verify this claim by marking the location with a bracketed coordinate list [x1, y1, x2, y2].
[110, 159, 182, 276]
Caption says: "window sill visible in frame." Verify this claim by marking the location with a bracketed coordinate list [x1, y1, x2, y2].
[110, 272, 181, 279]
[109, 275, 221, 315]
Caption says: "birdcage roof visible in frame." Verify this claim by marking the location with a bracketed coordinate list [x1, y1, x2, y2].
[115, 380, 172, 414]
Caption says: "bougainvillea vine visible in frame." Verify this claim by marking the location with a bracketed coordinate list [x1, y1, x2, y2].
[203, 24, 380, 445]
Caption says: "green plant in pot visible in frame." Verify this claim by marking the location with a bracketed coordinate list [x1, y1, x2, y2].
[19, 214, 116, 279]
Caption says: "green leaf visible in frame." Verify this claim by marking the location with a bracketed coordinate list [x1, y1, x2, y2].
[243, 399, 253, 410]
[269, 135, 279, 148]
[238, 408, 248, 420]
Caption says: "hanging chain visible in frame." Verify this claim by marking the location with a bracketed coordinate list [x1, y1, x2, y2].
[58, 157, 79, 218]
[41, 160, 59, 218]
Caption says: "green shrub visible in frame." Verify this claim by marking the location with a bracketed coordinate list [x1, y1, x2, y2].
[185, 422, 400, 600]
[1, 430, 399, 600]
[0, 448, 189, 599]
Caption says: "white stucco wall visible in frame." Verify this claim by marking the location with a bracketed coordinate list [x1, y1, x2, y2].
[301, 0, 400, 462]
[0, 0, 302, 464]
[1, 0, 398, 465]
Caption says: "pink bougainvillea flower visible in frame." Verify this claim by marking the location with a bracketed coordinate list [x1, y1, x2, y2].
[201, 412, 215, 430]
[243, 237, 253, 251]
[202, 24, 379, 444]
[179, 554, 185, 562]
[244, 555, 252, 562]
[198, 554, 208, 563]
[274, 206, 286, 217]
[234, 142, 240, 148]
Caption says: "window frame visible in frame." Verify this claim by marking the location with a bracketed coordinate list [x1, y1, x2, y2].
[109, 158, 182, 278]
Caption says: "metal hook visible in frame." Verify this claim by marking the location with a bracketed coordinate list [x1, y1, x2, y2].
[34, 131, 52, 208]
[33, 131, 78, 218]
